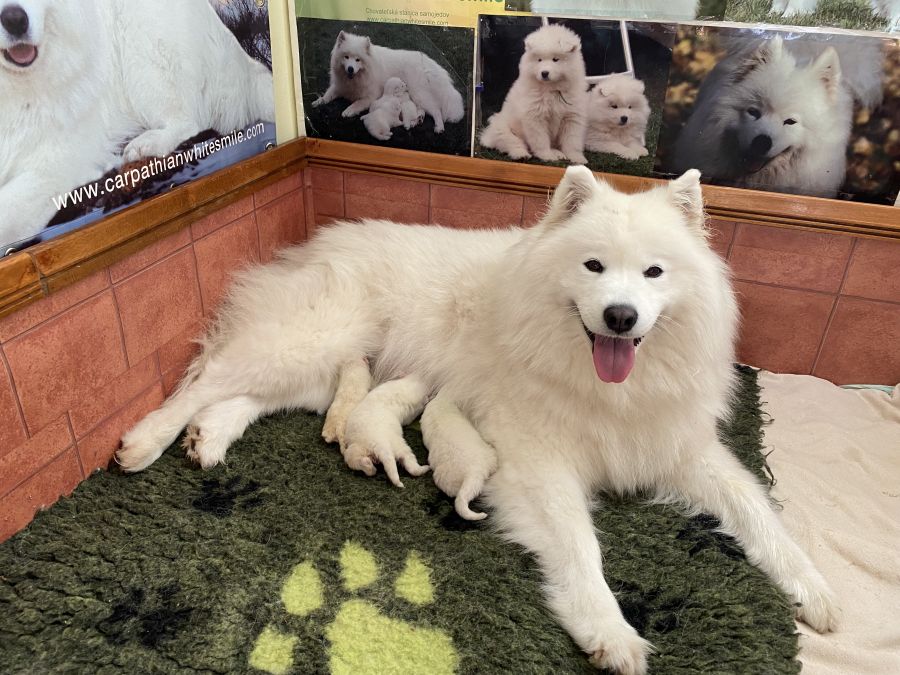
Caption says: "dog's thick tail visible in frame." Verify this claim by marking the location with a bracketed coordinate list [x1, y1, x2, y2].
[251, 60, 277, 123]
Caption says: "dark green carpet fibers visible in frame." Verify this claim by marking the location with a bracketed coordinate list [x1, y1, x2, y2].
[0, 366, 799, 674]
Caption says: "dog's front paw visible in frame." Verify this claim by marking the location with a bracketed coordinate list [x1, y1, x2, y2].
[535, 149, 567, 162]
[342, 107, 362, 118]
[311, 96, 326, 107]
[566, 152, 588, 165]
[587, 622, 652, 674]
[123, 129, 179, 162]
[794, 579, 840, 633]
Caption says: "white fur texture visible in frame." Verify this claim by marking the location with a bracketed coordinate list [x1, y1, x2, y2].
[480, 24, 589, 164]
[360, 77, 423, 140]
[0, 0, 274, 247]
[585, 75, 650, 160]
[529, 0, 698, 19]
[422, 390, 498, 521]
[311, 31, 464, 133]
[119, 168, 838, 673]
[672, 36, 853, 198]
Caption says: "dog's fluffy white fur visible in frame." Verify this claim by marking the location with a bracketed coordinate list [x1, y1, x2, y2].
[0, 0, 274, 247]
[311, 30, 464, 133]
[480, 24, 589, 164]
[361, 78, 405, 141]
[119, 167, 838, 673]
[585, 74, 650, 160]
[672, 36, 853, 198]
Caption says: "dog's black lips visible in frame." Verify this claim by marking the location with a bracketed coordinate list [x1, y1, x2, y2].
[2, 44, 38, 68]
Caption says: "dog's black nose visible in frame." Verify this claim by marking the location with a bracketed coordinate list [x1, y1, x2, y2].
[749, 134, 772, 157]
[619, 115, 628, 125]
[347, 66, 354, 75]
[604, 305, 638, 334]
[0, 4, 28, 37]
[541, 70, 550, 80]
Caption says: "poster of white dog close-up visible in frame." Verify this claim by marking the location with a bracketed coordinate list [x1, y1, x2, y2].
[0, 0, 276, 254]
[655, 26, 900, 203]
[476, 16, 675, 176]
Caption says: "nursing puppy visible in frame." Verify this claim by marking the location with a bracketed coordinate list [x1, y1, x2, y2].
[585, 74, 650, 160]
[360, 78, 406, 141]
[119, 167, 838, 673]
[0, 0, 274, 247]
[312, 30, 464, 133]
[480, 24, 589, 164]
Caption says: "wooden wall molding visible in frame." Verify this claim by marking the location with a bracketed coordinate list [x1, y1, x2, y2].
[1, 135, 897, 319]
[0, 138, 307, 319]
[306, 139, 900, 240]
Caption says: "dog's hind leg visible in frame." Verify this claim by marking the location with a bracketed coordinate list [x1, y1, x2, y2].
[667, 439, 840, 633]
[322, 358, 372, 448]
[411, 90, 446, 133]
[183, 395, 266, 469]
[117, 375, 220, 473]
[342, 375, 431, 488]
[557, 114, 588, 165]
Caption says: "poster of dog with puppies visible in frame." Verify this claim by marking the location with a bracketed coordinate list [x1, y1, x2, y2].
[475, 15, 675, 176]
[0, 0, 276, 254]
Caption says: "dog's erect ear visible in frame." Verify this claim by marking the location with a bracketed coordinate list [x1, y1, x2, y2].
[667, 169, 705, 234]
[337, 30, 346, 44]
[734, 36, 783, 83]
[635, 78, 646, 94]
[812, 47, 842, 97]
[542, 166, 600, 226]
[364, 36, 372, 53]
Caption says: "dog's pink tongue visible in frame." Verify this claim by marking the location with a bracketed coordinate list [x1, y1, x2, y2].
[592, 336, 635, 383]
[6, 44, 37, 66]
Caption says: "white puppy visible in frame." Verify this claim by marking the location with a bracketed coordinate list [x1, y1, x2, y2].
[480, 24, 588, 164]
[361, 78, 406, 141]
[312, 31, 464, 133]
[585, 74, 650, 160]
[0, 0, 274, 248]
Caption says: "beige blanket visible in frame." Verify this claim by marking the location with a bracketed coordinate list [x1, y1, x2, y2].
[760, 372, 900, 674]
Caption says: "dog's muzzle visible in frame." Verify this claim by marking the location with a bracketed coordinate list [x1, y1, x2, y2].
[2, 42, 37, 67]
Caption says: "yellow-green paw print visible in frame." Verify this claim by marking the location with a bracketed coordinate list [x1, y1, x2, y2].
[249, 542, 458, 675]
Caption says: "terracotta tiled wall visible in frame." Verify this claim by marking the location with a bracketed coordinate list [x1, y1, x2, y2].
[0, 173, 306, 541]
[2, 165, 898, 542]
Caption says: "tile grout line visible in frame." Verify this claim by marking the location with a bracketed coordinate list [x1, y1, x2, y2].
[71, 377, 163, 449]
[188, 241, 208, 318]
[810, 239, 857, 374]
[64, 412, 86, 479]
[0, 343, 30, 440]
[724, 221, 739, 261]
[107, 268, 132, 369]
[0, 443, 76, 502]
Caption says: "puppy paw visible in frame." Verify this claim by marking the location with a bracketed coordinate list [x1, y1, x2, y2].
[588, 622, 652, 674]
[343, 425, 430, 488]
[342, 107, 362, 118]
[566, 152, 588, 164]
[123, 129, 179, 162]
[182, 426, 227, 470]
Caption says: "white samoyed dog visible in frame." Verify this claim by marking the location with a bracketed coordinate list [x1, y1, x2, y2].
[672, 36, 853, 198]
[585, 74, 650, 160]
[118, 167, 838, 673]
[0, 0, 275, 247]
[480, 24, 589, 164]
[529, 0, 699, 20]
[311, 31, 464, 133]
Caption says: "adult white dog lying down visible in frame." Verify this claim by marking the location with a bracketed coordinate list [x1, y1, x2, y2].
[118, 168, 837, 673]
[0, 0, 274, 247]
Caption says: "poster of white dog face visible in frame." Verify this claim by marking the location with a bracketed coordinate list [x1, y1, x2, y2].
[476, 16, 674, 175]
[0, 0, 276, 254]
[298, 17, 473, 156]
[655, 26, 900, 203]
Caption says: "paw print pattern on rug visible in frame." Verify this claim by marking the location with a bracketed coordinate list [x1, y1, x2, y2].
[249, 541, 458, 675]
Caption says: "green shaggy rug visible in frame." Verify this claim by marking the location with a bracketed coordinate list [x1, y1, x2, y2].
[0, 366, 799, 674]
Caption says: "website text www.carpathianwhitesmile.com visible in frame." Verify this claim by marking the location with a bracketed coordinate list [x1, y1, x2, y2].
[52, 122, 267, 211]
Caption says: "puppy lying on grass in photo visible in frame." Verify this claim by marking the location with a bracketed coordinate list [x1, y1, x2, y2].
[361, 77, 423, 141]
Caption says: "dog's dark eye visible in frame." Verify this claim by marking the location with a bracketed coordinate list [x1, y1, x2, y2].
[584, 259, 604, 273]
[747, 107, 761, 120]
[611, 103, 618, 109]
[552, 57, 559, 62]
[783, 118, 797, 125]
[644, 266, 664, 279]
[537, 58, 543, 62]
